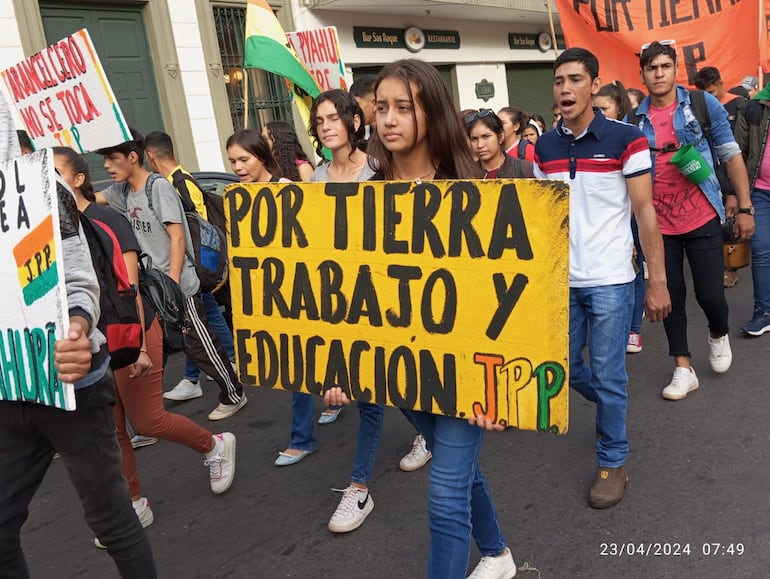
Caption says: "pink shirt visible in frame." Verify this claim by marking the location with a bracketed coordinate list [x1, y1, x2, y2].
[754, 140, 770, 190]
[649, 101, 716, 235]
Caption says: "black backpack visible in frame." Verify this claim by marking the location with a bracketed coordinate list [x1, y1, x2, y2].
[626, 89, 711, 140]
[78, 212, 142, 369]
[137, 254, 187, 352]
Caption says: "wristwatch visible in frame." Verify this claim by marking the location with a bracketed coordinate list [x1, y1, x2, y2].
[737, 206, 755, 216]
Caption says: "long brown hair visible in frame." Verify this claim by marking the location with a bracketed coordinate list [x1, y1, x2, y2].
[226, 128, 282, 177]
[367, 59, 481, 179]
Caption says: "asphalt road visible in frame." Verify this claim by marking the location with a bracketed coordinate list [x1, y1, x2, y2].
[19, 270, 770, 578]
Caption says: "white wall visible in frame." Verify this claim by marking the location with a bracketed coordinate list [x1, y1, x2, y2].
[167, 0, 225, 171]
[454, 63, 510, 111]
[0, 0, 27, 130]
[290, 4, 555, 67]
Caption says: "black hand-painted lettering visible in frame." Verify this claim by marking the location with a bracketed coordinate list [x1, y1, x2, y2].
[412, 182, 445, 257]
[232, 256, 259, 315]
[386, 265, 422, 327]
[363, 185, 376, 251]
[278, 184, 308, 248]
[261, 257, 290, 317]
[324, 339, 351, 397]
[325, 182, 359, 249]
[318, 260, 347, 323]
[486, 273, 529, 340]
[252, 187, 278, 246]
[227, 186, 251, 247]
[279, 333, 303, 390]
[289, 262, 320, 320]
[253, 330, 278, 387]
[421, 269, 457, 334]
[447, 182, 484, 257]
[346, 265, 383, 326]
[488, 183, 533, 260]
[383, 182, 410, 254]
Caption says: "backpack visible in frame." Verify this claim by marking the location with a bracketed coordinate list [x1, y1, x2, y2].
[515, 139, 528, 160]
[78, 213, 142, 369]
[137, 254, 187, 352]
[128, 174, 229, 294]
[170, 170, 227, 235]
[740, 98, 765, 128]
[626, 89, 711, 141]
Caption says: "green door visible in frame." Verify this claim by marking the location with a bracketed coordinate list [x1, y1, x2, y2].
[505, 64, 555, 127]
[40, 3, 164, 182]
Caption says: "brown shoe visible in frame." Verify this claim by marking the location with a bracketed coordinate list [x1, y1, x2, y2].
[589, 466, 629, 509]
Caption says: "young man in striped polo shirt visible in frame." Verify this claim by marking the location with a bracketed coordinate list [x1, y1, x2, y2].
[534, 47, 671, 508]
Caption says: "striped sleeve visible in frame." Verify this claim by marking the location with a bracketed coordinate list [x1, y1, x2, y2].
[620, 133, 652, 178]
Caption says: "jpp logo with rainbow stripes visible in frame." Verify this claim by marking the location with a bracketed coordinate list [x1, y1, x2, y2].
[13, 215, 58, 306]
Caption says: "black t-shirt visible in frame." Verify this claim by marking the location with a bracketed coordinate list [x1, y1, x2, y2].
[83, 202, 155, 328]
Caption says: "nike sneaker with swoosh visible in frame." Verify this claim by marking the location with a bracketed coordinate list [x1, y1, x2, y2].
[328, 485, 374, 533]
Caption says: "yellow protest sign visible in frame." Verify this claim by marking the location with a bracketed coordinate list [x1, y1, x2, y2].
[225, 179, 569, 433]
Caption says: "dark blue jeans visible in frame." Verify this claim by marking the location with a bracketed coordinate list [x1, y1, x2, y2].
[0, 374, 156, 579]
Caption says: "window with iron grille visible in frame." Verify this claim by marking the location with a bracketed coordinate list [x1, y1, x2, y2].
[212, 5, 293, 130]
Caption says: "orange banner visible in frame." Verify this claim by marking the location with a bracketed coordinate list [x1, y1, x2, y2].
[554, 0, 761, 91]
[763, 0, 770, 76]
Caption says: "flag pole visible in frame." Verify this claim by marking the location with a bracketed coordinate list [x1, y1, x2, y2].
[243, 68, 249, 129]
[545, 0, 559, 59]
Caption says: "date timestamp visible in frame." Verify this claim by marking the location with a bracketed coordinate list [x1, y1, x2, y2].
[599, 542, 745, 557]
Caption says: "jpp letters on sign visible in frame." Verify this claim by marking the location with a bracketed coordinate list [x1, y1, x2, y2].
[0, 149, 73, 410]
[225, 179, 569, 433]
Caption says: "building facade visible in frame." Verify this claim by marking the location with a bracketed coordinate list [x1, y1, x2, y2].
[1, 0, 562, 174]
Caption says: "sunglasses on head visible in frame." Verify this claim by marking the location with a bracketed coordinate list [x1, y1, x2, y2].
[640, 39, 676, 53]
[465, 109, 496, 124]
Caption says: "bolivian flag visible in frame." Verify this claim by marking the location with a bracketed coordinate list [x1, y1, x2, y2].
[13, 215, 58, 306]
[244, 0, 321, 99]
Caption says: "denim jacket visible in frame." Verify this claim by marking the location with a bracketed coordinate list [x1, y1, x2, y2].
[629, 85, 742, 221]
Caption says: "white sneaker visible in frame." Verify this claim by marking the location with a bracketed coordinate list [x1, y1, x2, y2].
[94, 497, 154, 549]
[204, 432, 236, 494]
[708, 334, 732, 373]
[399, 434, 432, 472]
[662, 367, 699, 400]
[163, 379, 203, 401]
[131, 497, 155, 527]
[467, 547, 517, 579]
[328, 486, 374, 533]
[130, 434, 158, 449]
[208, 393, 248, 420]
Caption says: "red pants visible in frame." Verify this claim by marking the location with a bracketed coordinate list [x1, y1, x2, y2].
[114, 317, 213, 497]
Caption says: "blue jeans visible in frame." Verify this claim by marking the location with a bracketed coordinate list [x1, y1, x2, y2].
[570, 283, 634, 467]
[0, 376, 157, 578]
[402, 410, 506, 579]
[288, 392, 317, 451]
[630, 217, 645, 334]
[351, 403, 385, 485]
[751, 188, 770, 313]
[184, 292, 234, 381]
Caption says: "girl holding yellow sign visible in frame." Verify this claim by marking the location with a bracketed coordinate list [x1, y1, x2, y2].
[324, 60, 517, 579]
